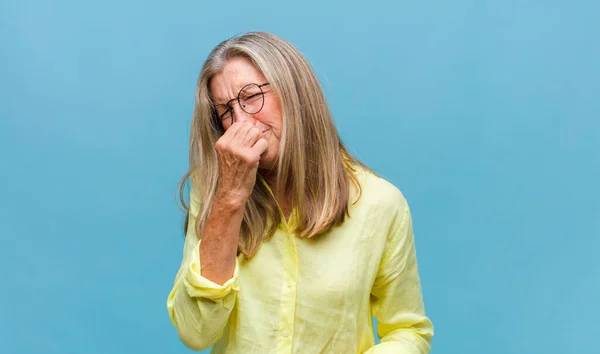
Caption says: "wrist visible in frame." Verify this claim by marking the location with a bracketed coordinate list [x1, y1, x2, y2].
[213, 190, 247, 214]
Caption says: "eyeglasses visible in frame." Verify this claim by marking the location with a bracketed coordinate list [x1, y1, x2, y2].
[213, 82, 271, 127]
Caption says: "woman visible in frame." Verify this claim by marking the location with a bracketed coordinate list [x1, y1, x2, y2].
[167, 32, 434, 353]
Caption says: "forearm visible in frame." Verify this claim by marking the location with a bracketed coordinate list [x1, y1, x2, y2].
[167, 173, 250, 349]
[169, 273, 237, 351]
[167, 234, 240, 351]
[199, 195, 245, 285]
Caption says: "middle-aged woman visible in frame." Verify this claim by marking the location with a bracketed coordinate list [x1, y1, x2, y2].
[167, 31, 434, 353]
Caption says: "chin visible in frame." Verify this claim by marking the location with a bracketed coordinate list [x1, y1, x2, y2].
[258, 160, 275, 170]
[258, 154, 277, 170]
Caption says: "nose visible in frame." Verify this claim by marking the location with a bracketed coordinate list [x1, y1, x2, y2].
[231, 104, 256, 124]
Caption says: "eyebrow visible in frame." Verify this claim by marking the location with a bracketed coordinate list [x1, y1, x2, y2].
[213, 97, 237, 107]
[210, 81, 269, 106]
[208, 91, 225, 106]
[209, 90, 232, 106]
[209, 82, 256, 106]
[208, 84, 237, 106]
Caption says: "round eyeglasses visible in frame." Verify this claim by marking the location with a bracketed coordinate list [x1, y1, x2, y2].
[213, 82, 270, 128]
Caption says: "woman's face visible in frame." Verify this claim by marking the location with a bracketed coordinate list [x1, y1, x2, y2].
[210, 57, 283, 170]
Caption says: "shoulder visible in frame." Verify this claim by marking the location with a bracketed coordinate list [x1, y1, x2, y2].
[343, 165, 414, 261]
[346, 165, 411, 236]
[351, 165, 409, 214]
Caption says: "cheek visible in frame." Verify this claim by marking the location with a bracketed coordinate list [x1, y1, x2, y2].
[261, 97, 283, 128]
[266, 137, 280, 160]
[221, 120, 232, 131]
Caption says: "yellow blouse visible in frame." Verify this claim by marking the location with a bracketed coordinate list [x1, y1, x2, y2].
[166, 167, 434, 353]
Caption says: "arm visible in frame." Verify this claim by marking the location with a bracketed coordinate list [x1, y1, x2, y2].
[166, 191, 242, 351]
[166, 121, 269, 350]
[364, 202, 434, 354]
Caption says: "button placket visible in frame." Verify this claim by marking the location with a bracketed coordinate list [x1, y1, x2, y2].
[276, 228, 298, 352]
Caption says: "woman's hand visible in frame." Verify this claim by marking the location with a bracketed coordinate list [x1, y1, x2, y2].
[214, 121, 269, 209]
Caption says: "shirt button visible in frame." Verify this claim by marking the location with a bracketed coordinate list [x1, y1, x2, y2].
[283, 329, 290, 337]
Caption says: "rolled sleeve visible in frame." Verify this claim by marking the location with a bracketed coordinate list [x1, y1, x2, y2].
[167, 237, 239, 350]
[183, 239, 240, 304]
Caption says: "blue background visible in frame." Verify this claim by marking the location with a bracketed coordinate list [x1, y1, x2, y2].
[1, 1, 598, 353]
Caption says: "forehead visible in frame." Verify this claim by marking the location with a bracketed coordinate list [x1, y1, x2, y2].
[210, 57, 267, 104]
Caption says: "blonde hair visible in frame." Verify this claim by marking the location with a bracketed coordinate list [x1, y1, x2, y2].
[179, 32, 370, 258]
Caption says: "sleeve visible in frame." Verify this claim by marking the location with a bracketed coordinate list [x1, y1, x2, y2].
[166, 190, 240, 351]
[364, 201, 434, 354]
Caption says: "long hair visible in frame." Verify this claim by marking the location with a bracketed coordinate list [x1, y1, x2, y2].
[178, 32, 370, 258]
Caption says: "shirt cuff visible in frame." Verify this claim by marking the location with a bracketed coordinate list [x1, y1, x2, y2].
[183, 239, 240, 301]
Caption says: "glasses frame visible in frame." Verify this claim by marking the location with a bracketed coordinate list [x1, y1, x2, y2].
[212, 82, 271, 130]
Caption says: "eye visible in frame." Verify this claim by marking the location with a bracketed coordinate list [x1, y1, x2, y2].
[215, 105, 232, 120]
[246, 93, 261, 100]
[219, 108, 232, 120]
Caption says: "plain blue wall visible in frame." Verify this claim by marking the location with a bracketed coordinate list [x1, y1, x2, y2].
[1, 1, 598, 353]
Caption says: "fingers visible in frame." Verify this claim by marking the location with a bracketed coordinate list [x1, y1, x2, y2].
[242, 126, 262, 147]
[216, 122, 268, 165]
[223, 121, 242, 139]
[251, 137, 269, 157]
[225, 122, 262, 148]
